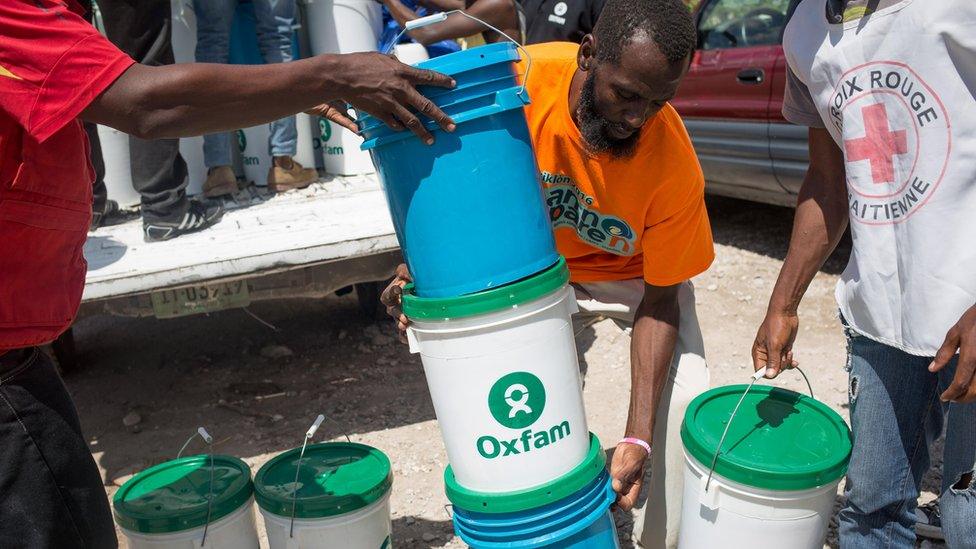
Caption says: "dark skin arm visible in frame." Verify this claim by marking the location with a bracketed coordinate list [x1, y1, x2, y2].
[753, 128, 848, 378]
[416, 0, 466, 12]
[610, 282, 680, 511]
[380, 0, 519, 45]
[81, 52, 456, 144]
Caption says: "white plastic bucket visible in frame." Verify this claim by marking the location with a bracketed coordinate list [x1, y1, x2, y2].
[306, 0, 378, 175]
[120, 498, 260, 549]
[394, 42, 430, 65]
[95, 125, 141, 208]
[404, 258, 590, 493]
[261, 493, 392, 549]
[678, 451, 840, 549]
[294, 112, 322, 171]
[237, 126, 272, 186]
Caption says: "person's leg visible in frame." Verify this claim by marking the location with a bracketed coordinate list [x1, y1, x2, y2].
[837, 331, 943, 549]
[0, 349, 117, 548]
[98, 0, 195, 221]
[630, 283, 708, 549]
[571, 280, 709, 549]
[194, 0, 236, 170]
[935, 361, 976, 548]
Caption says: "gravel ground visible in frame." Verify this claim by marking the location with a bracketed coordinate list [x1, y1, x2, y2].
[68, 196, 945, 548]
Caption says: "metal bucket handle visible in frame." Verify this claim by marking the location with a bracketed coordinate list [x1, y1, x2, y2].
[385, 11, 532, 101]
[177, 427, 216, 547]
[702, 367, 814, 499]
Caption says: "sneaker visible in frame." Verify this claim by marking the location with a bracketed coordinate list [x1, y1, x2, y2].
[90, 199, 118, 231]
[915, 499, 944, 541]
[203, 166, 238, 198]
[143, 199, 224, 242]
[267, 157, 318, 193]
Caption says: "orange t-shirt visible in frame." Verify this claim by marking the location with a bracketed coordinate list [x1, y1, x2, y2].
[519, 42, 714, 285]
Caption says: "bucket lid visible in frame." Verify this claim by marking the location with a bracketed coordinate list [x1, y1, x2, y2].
[254, 442, 392, 519]
[413, 42, 519, 78]
[113, 455, 254, 534]
[444, 432, 605, 513]
[681, 385, 852, 491]
[402, 257, 568, 321]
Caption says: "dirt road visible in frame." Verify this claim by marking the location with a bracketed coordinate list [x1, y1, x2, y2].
[68, 196, 944, 548]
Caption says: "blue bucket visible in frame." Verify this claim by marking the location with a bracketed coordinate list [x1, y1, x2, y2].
[451, 472, 620, 548]
[360, 43, 558, 298]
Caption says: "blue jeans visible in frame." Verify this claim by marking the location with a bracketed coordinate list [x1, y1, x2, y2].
[193, 0, 298, 166]
[839, 329, 976, 548]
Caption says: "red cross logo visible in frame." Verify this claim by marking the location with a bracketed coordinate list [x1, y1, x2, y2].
[844, 103, 909, 184]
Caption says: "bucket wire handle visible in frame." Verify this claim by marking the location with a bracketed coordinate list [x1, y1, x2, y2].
[177, 427, 216, 547]
[386, 11, 532, 100]
[703, 367, 814, 493]
[289, 414, 326, 539]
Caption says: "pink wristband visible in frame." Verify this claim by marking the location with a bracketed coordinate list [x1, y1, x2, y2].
[618, 437, 651, 455]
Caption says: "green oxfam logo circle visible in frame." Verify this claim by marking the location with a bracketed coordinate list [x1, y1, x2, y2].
[236, 129, 246, 152]
[488, 372, 546, 429]
[319, 118, 332, 142]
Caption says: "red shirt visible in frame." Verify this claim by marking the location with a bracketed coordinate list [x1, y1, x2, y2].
[0, 0, 133, 351]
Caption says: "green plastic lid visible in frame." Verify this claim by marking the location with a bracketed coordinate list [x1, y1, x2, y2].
[681, 385, 852, 491]
[402, 257, 569, 321]
[113, 455, 254, 534]
[254, 442, 392, 519]
[444, 432, 605, 513]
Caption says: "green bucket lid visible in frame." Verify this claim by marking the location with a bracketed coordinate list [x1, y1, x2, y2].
[444, 432, 605, 513]
[402, 257, 569, 321]
[681, 385, 852, 491]
[254, 442, 392, 519]
[113, 454, 254, 534]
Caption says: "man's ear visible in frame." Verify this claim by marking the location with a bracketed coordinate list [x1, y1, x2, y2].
[577, 34, 596, 72]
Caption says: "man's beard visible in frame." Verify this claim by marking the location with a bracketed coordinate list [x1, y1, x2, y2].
[576, 72, 640, 159]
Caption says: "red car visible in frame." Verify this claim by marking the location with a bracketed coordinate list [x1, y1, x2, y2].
[672, 0, 806, 207]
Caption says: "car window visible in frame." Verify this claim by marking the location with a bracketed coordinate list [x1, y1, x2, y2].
[698, 0, 791, 50]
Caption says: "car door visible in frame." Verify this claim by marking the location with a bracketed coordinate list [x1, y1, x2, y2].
[671, 0, 794, 205]
[768, 0, 810, 195]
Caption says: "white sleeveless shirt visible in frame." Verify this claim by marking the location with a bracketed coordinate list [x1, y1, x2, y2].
[784, 0, 976, 355]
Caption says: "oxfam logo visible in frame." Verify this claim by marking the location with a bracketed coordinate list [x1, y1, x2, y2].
[488, 372, 546, 429]
[236, 129, 246, 152]
[319, 118, 332, 142]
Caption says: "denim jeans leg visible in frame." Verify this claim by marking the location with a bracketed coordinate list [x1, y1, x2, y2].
[194, 0, 237, 168]
[838, 334, 943, 549]
[936, 358, 976, 549]
[254, 0, 298, 157]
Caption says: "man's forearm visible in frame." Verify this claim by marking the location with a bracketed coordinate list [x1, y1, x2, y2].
[769, 129, 849, 314]
[626, 290, 680, 444]
[82, 55, 345, 139]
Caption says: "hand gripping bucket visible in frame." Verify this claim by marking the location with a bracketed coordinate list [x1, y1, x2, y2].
[678, 372, 853, 549]
[446, 433, 620, 548]
[403, 257, 590, 493]
[360, 38, 558, 298]
[255, 442, 394, 549]
[113, 454, 260, 549]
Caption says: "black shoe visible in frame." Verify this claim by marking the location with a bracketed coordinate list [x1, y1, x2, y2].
[90, 199, 119, 231]
[143, 199, 223, 242]
[915, 499, 944, 541]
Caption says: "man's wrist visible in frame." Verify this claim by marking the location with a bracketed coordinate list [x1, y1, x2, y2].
[618, 437, 652, 456]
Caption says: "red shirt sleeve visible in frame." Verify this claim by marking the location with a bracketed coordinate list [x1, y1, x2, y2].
[0, 0, 134, 143]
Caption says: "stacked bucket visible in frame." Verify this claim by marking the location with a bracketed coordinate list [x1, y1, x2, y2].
[360, 42, 620, 548]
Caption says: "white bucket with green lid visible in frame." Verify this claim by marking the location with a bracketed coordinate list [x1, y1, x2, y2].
[254, 442, 393, 549]
[678, 383, 853, 549]
[113, 454, 259, 549]
[403, 257, 590, 493]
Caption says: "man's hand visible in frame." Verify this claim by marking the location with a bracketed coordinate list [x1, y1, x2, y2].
[305, 101, 359, 133]
[930, 304, 976, 403]
[752, 310, 800, 379]
[333, 52, 456, 144]
[380, 264, 413, 343]
[609, 442, 648, 511]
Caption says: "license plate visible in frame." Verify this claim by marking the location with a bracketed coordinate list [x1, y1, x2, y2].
[151, 280, 251, 319]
